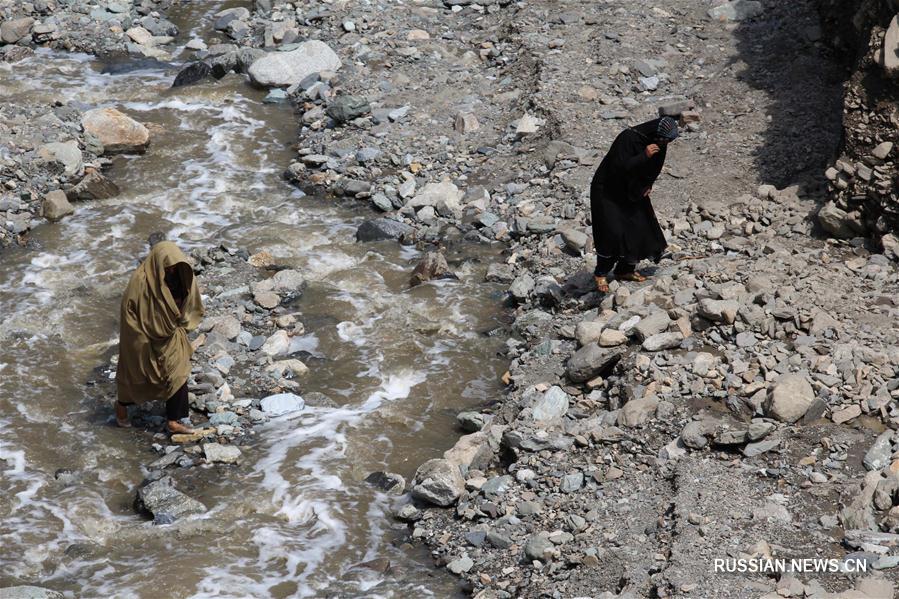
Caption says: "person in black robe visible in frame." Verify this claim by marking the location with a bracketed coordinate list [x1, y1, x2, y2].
[590, 116, 678, 292]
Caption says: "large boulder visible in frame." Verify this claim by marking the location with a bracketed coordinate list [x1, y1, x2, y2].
[247, 41, 342, 87]
[411, 458, 464, 507]
[355, 218, 414, 242]
[172, 61, 213, 87]
[81, 108, 150, 154]
[566, 344, 622, 383]
[765, 374, 815, 423]
[410, 251, 456, 286]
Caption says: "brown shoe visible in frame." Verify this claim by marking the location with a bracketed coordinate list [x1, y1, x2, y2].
[594, 275, 609, 293]
[617, 271, 647, 282]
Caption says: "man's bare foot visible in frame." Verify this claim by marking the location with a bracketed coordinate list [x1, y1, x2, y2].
[115, 401, 132, 428]
[166, 420, 196, 434]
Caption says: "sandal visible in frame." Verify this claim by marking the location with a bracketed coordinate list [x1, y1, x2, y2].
[617, 271, 647, 282]
[594, 276, 609, 293]
[166, 420, 197, 435]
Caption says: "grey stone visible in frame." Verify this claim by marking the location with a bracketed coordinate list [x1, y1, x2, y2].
[203, 442, 242, 464]
[766, 374, 815, 423]
[567, 344, 622, 382]
[561, 472, 584, 493]
[881, 15, 899, 77]
[481, 475, 513, 496]
[642, 332, 683, 351]
[524, 534, 554, 562]
[326, 95, 371, 123]
[818, 202, 855, 239]
[38, 141, 82, 177]
[681, 421, 708, 449]
[355, 218, 414, 242]
[247, 41, 342, 87]
[485, 263, 514, 283]
[364, 471, 406, 495]
[0, 587, 63, 599]
[531, 386, 569, 422]
[411, 458, 464, 507]
[864, 431, 894, 471]
[619, 396, 659, 427]
[487, 530, 513, 548]
[634, 310, 671, 341]
[1, 17, 34, 43]
[457, 411, 488, 432]
[260, 392, 305, 415]
[135, 476, 207, 523]
[447, 556, 473, 574]
[42, 190, 73, 221]
[509, 273, 535, 302]
[708, 0, 763, 21]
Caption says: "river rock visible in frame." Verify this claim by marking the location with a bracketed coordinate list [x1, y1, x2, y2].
[81, 108, 150, 154]
[247, 41, 342, 87]
[407, 180, 463, 213]
[567, 344, 622, 383]
[509, 273, 535, 302]
[531, 386, 569, 423]
[524, 534, 554, 562]
[38, 141, 82, 177]
[260, 392, 305, 415]
[765, 374, 814, 423]
[326, 95, 371, 123]
[42, 190, 73, 221]
[681, 421, 709, 449]
[619, 396, 659, 427]
[599, 328, 627, 347]
[0, 587, 63, 599]
[411, 458, 464, 507]
[203, 442, 242, 464]
[1, 17, 34, 43]
[697, 299, 740, 324]
[864, 431, 894, 471]
[135, 476, 207, 523]
[817, 202, 854, 239]
[172, 61, 213, 87]
[66, 170, 119, 200]
[633, 310, 671, 341]
[575, 320, 603, 346]
[444, 431, 496, 473]
[881, 14, 899, 77]
[365, 471, 406, 495]
[355, 218, 414, 242]
[447, 555, 473, 574]
[642, 332, 683, 351]
[260, 330, 290, 356]
[410, 251, 456, 286]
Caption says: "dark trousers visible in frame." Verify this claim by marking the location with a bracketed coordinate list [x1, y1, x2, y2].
[594, 254, 637, 277]
[166, 382, 189, 421]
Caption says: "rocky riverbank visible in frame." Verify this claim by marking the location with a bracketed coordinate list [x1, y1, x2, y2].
[4, 0, 899, 596]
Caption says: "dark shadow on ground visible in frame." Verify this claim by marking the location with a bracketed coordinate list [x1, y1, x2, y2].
[729, 0, 847, 196]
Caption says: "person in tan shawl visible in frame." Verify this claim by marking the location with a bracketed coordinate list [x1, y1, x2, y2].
[115, 241, 204, 433]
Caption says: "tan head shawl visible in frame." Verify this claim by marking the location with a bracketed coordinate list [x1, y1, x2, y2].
[116, 241, 204, 405]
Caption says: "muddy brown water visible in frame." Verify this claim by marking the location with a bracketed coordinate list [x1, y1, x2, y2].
[0, 4, 507, 597]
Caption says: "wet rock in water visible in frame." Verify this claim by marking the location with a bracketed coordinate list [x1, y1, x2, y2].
[411, 458, 464, 507]
[765, 374, 814, 423]
[326, 95, 371, 124]
[0, 587, 64, 599]
[65, 170, 119, 201]
[567, 344, 622, 383]
[42, 190, 74, 221]
[135, 475, 207, 523]
[410, 251, 457, 286]
[365, 471, 406, 495]
[81, 108, 150, 154]
[172, 61, 213, 87]
[203, 442, 242, 464]
[260, 392, 305, 415]
[457, 411, 488, 432]
[355, 218, 414, 242]
[485, 263, 514, 284]
[247, 41, 341, 87]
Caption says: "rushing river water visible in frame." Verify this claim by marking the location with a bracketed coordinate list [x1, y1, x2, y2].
[0, 4, 507, 597]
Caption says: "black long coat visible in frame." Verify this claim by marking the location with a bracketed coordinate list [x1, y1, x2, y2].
[590, 118, 668, 263]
